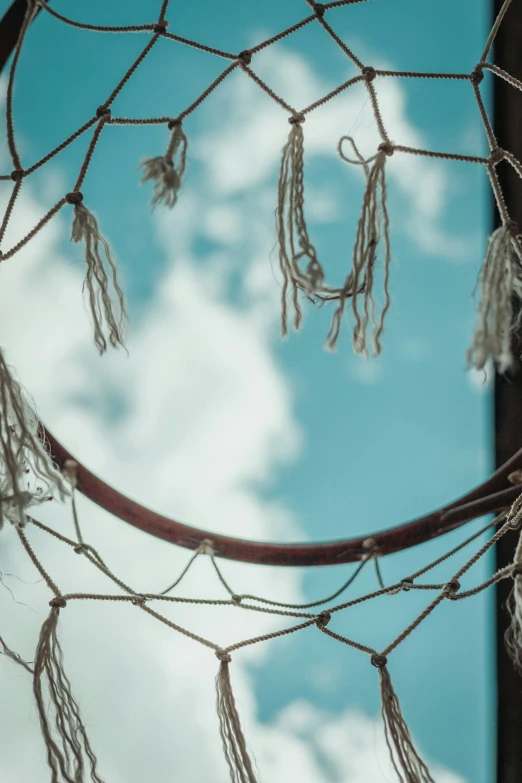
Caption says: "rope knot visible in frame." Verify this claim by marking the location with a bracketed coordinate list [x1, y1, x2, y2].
[65, 191, 83, 205]
[443, 578, 461, 599]
[96, 105, 111, 120]
[74, 545, 88, 554]
[400, 578, 413, 592]
[10, 169, 23, 182]
[511, 563, 522, 578]
[362, 66, 376, 82]
[362, 537, 379, 558]
[470, 66, 484, 85]
[371, 653, 388, 669]
[316, 610, 331, 627]
[288, 113, 305, 125]
[489, 147, 505, 165]
[237, 50, 252, 66]
[506, 220, 520, 237]
[153, 21, 168, 34]
[231, 594, 242, 605]
[167, 117, 182, 130]
[196, 538, 215, 555]
[378, 142, 394, 157]
[313, 2, 326, 17]
[216, 650, 232, 663]
[49, 596, 67, 609]
[131, 595, 146, 606]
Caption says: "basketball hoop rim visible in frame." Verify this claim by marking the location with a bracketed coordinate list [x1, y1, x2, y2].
[43, 428, 522, 566]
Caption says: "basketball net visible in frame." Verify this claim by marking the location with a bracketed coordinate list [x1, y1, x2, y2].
[1, 1, 522, 781]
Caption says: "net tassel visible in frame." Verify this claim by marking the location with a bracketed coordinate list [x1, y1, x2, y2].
[215, 651, 258, 783]
[468, 223, 522, 373]
[0, 349, 66, 529]
[276, 115, 325, 337]
[504, 495, 522, 672]
[140, 119, 188, 209]
[67, 192, 128, 355]
[328, 138, 392, 355]
[371, 654, 435, 783]
[33, 598, 105, 783]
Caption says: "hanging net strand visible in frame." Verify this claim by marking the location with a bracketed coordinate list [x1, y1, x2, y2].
[0, 0, 520, 362]
[0, 348, 67, 529]
[4, 480, 517, 783]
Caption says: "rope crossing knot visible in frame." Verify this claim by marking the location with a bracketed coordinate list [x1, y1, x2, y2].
[316, 610, 331, 627]
[506, 219, 520, 238]
[378, 142, 394, 156]
[153, 21, 168, 34]
[313, 3, 326, 17]
[362, 66, 376, 82]
[10, 169, 23, 182]
[443, 579, 461, 599]
[167, 118, 181, 130]
[470, 66, 484, 85]
[371, 653, 388, 669]
[400, 578, 414, 592]
[237, 50, 252, 66]
[288, 113, 305, 125]
[49, 596, 67, 609]
[489, 147, 505, 165]
[216, 650, 232, 663]
[96, 105, 111, 120]
[65, 191, 84, 205]
[74, 545, 88, 554]
[131, 595, 147, 606]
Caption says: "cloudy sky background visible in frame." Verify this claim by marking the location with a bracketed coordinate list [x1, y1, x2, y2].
[0, 0, 498, 781]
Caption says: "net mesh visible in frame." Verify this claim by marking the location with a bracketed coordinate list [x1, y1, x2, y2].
[3, 469, 522, 783]
[2, 0, 522, 781]
[1, 0, 522, 365]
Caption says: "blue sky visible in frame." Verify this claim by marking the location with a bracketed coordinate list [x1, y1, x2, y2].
[0, 1, 497, 781]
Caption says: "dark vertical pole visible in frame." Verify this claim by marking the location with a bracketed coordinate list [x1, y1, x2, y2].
[493, 1, 522, 781]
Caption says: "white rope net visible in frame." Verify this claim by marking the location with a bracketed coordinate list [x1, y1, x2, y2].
[1, 471, 521, 783]
[1, 0, 522, 781]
